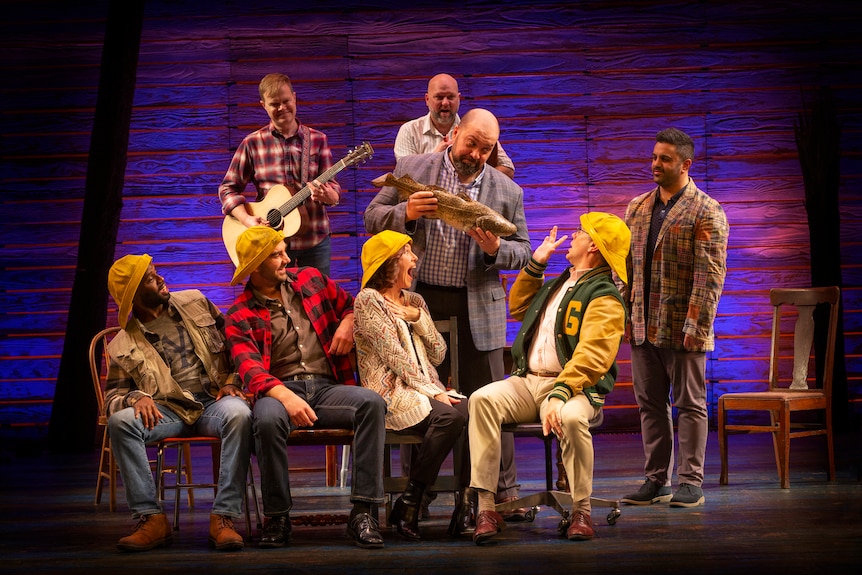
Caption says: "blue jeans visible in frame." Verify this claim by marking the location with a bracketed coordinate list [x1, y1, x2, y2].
[108, 395, 253, 519]
[288, 235, 331, 278]
[253, 378, 386, 516]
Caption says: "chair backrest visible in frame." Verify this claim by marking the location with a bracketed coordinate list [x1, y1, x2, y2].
[89, 326, 122, 418]
[768, 287, 840, 396]
[433, 316, 458, 392]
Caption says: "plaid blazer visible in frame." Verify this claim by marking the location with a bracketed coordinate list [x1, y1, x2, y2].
[363, 151, 531, 351]
[623, 178, 729, 352]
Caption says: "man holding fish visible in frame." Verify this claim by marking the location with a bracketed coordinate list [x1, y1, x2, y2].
[364, 108, 532, 527]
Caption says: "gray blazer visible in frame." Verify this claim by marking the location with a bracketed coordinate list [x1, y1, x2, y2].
[364, 152, 531, 351]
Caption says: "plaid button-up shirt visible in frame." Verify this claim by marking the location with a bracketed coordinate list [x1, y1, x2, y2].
[218, 120, 340, 250]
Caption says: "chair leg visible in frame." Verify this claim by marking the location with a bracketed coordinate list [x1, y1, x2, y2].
[325, 445, 338, 486]
[95, 429, 119, 512]
[183, 444, 195, 506]
[826, 408, 836, 481]
[718, 400, 729, 485]
[174, 444, 183, 531]
[244, 463, 262, 538]
[340, 446, 351, 488]
[210, 443, 221, 499]
[109, 451, 117, 512]
[251, 461, 262, 530]
[771, 407, 791, 489]
[543, 435, 553, 492]
[157, 444, 166, 502]
[95, 429, 108, 505]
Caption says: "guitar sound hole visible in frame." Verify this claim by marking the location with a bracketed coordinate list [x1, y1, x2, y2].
[267, 210, 283, 230]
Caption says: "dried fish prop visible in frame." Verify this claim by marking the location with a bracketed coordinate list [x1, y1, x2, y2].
[371, 172, 517, 236]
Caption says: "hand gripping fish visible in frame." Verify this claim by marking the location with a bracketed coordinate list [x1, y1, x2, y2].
[371, 172, 518, 237]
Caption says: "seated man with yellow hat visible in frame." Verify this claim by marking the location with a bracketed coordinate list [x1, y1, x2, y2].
[223, 226, 387, 550]
[467, 212, 631, 545]
[104, 254, 252, 552]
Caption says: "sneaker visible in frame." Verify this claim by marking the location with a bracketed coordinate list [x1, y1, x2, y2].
[621, 479, 673, 505]
[669, 483, 704, 508]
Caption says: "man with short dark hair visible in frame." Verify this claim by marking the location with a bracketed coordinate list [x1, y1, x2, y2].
[621, 127, 729, 508]
[224, 226, 387, 549]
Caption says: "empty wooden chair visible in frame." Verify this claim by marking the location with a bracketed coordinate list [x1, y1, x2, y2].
[718, 286, 840, 488]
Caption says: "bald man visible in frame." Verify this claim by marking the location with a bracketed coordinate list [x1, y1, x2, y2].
[366, 108, 532, 531]
[393, 74, 515, 178]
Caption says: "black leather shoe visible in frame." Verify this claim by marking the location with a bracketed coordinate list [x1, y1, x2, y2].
[346, 512, 384, 549]
[259, 515, 291, 548]
[447, 488, 476, 537]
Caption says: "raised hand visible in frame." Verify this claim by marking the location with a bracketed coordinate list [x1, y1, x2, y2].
[533, 226, 569, 265]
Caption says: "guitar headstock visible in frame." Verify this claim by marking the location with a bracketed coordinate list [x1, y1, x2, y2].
[344, 142, 374, 167]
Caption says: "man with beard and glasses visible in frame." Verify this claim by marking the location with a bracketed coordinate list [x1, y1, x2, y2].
[365, 108, 532, 532]
[103, 255, 252, 552]
[393, 73, 516, 179]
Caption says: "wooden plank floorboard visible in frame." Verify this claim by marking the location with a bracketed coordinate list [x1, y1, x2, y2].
[1, 431, 860, 574]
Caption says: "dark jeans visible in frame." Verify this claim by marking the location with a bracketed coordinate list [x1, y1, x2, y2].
[253, 377, 386, 516]
[287, 235, 331, 278]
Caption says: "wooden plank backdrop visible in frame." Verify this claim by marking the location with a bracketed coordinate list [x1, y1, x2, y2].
[1, 0, 860, 442]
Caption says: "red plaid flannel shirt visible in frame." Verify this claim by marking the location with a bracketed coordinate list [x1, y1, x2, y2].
[225, 267, 356, 398]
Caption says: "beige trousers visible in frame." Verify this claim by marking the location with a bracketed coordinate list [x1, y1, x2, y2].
[468, 374, 599, 511]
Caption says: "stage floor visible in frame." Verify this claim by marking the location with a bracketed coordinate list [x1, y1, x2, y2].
[2, 430, 860, 574]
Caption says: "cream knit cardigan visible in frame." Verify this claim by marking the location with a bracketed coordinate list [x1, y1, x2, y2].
[353, 288, 447, 431]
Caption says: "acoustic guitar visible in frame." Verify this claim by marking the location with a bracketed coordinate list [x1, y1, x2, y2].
[222, 141, 374, 265]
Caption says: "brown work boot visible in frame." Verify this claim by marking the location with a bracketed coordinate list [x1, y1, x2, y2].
[117, 513, 173, 552]
[209, 514, 244, 551]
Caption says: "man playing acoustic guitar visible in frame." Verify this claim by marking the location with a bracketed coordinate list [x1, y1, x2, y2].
[218, 73, 343, 277]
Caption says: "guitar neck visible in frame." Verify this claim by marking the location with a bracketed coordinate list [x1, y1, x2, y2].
[278, 158, 350, 215]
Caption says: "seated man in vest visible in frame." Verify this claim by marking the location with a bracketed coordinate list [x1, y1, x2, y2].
[465, 213, 630, 544]
[104, 254, 253, 552]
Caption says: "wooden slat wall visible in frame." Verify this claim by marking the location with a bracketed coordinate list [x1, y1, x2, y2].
[1, 0, 860, 440]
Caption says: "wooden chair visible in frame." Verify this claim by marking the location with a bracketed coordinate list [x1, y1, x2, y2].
[718, 286, 840, 489]
[287, 428, 355, 488]
[91, 326, 123, 512]
[90, 327, 210, 515]
[90, 326, 260, 535]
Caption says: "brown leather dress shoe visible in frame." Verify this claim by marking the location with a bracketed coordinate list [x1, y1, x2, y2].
[209, 514, 244, 551]
[496, 496, 530, 522]
[117, 513, 173, 552]
[472, 510, 505, 545]
[566, 511, 595, 541]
